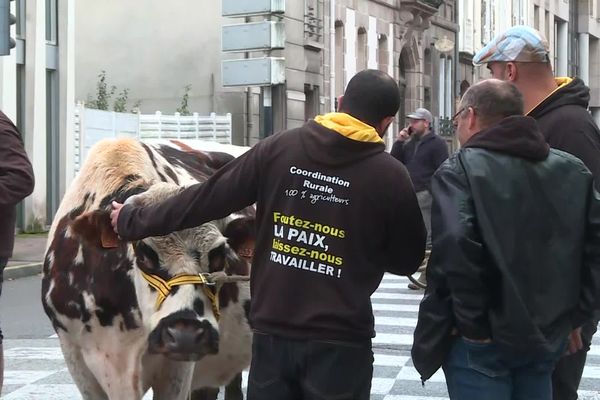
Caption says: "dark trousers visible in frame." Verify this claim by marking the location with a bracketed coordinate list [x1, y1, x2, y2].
[247, 332, 373, 400]
[552, 320, 597, 400]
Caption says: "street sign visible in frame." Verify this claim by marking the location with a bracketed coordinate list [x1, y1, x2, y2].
[222, 57, 285, 87]
[222, 0, 285, 17]
[222, 21, 285, 53]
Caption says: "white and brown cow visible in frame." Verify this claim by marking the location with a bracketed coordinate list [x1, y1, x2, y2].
[41, 138, 254, 400]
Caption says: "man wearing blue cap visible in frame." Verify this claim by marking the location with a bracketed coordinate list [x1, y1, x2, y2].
[474, 25, 600, 400]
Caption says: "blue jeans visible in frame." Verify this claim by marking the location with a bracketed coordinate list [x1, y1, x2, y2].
[443, 338, 565, 400]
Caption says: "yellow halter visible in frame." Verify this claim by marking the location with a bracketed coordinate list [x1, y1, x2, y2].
[138, 269, 221, 320]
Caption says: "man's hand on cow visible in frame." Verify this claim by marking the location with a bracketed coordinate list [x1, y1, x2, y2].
[110, 201, 124, 234]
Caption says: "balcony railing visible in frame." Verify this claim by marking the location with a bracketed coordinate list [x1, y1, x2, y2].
[437, 117, 456, 137]
[418, 0, 444, 8]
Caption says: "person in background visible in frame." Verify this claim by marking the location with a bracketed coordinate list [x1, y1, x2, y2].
[111, 69, 426, 400]
[0, 111, 35, 395]
[391, 107, 448, 289]
[473, 25, 600, 400]
[413, 79, 600, 400]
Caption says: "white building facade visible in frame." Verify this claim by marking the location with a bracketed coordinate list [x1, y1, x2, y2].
[458, 0, 600, 125]
[0, 0, 76, 231]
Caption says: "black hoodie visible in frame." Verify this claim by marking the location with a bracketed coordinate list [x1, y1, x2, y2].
[529, 77, 600, 186]
[412, 115, 600, 380]
[119, 119, 426, 341]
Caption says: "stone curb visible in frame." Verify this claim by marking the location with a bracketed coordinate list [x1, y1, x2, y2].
[4, 262, 43, 280]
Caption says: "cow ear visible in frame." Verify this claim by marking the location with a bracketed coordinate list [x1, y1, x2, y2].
[71, 210, 122, 249]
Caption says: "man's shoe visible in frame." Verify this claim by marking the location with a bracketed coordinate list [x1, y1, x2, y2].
[408, 282, 424, 290]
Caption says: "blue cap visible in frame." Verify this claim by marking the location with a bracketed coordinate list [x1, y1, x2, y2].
[473, 25, 550, 66]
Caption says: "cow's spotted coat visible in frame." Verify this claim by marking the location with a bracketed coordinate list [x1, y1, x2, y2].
[42, 138, 254, 400]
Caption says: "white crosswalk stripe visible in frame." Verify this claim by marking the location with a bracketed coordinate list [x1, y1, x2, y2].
[3, 274, 600, 399]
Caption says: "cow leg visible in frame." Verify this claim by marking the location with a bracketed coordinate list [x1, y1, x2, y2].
[189, 372, 243, 400]
[150, 360, 194, 400]
[224, 373, 244, 400]
[189, 387, 219, 400]
[80, 342, 145, 400]
[59, 338, 108, 400]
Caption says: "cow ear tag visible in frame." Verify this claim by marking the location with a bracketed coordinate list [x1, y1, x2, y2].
[100, 223, 120, 249]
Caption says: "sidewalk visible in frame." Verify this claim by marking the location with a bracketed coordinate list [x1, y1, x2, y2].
[5, 234, 48, 280]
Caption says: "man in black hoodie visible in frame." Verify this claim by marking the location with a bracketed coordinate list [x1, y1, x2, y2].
[473, 25, 600, 400]
[111, 69, 426, 400]
[412, 79, 600, 399]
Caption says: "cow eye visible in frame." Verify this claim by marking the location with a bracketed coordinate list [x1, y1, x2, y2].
[191, 250, 202, 263]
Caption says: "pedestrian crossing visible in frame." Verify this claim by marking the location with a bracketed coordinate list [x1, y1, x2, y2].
[3, 274, 600, 399]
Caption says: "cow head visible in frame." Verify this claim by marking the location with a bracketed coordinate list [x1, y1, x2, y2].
[71, 183, 252, 362]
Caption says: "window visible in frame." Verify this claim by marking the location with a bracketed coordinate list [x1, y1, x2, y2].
[545, 11, 550, 42]
[334, 21, 344, 96]
[482, 0, 496, 43]
[424, 48, 432, 76]
[46, 0, 58, 43]
[461, 0, 474, 53]
[357, 28, 367, 71]
[16, 0, 25, 38]
[554, 20, 558, 70]
[534, 5, 539, 30]
[304, 84, 320, 121]
[424, 87, 432, 112]
[377, 34, 388, 72]
[304, 0, 323, 43]
[568, 0, 579, 77]
[445, 58, 452, 118]
[512, 0, 526, 25]
[439, 56, 446, 117]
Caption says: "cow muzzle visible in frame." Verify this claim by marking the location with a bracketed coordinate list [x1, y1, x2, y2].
[148, 311, 219, 361]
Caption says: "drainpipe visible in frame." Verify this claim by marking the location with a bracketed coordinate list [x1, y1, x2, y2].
[454, 0, 459, 108]
[330, 0, 336, 111]
[244, 16, 252, 145]
[454, 0, 460, 149]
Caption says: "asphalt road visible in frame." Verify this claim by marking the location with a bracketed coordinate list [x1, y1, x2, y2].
[0, 274, 54, 339]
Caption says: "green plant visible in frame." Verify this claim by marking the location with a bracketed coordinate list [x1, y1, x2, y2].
[177, 84, 192, 116]
[130, 100, 143, 113]
[113, 88, 129, 112]
[87, 70, 116, 110]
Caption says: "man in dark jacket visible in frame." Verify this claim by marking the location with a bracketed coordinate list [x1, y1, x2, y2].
[473, 25, 600, 400]
[391, 108, 448, 289]
[111, 69, 426, 400]
[0, 111, 34, 393]
[412, 79, 600, 399]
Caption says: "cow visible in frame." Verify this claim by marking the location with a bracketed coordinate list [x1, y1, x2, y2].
[41, 138, 254, 400]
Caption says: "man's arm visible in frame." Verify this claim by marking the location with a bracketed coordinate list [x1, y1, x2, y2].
[572, 181, 600, 329]
[431, 162, 492, 340]
[383, 167, 426, 275]
[390, 140, 405, 163]
[115, 143, 263, 240]
[0, 114, 35, 206]
[431, 138, 450, 170]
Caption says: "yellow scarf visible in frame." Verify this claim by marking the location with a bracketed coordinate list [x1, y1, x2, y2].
[314, 113, 383, 144]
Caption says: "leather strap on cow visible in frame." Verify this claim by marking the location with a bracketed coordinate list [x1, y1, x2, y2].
[139, 270, 222, 319]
